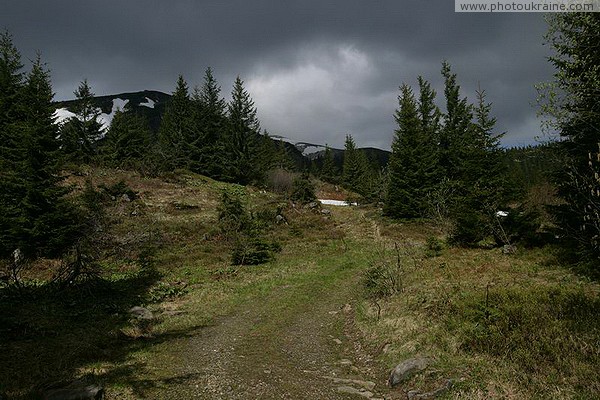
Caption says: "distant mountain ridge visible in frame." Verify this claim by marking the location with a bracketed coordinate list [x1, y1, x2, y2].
[53, 90, 390, 169]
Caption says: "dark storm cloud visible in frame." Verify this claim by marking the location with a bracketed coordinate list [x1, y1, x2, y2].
[1, 0, 555, 148]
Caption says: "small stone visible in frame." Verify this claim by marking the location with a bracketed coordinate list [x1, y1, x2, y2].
[121, 194, 131, 202]
[306, 201, 319, 209]
[128, 306, 154, 320]
[502, 244, 517, 254]
[388, 357, 430, 387]
[333, 338, 342, 345]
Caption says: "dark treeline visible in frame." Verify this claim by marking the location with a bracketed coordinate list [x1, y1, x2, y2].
[61, 70, 301, 184]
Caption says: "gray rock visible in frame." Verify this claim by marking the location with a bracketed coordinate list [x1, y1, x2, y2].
[275, 214, 287, 224]
[121, 194, 131, 202]
[502, 244, 517, 254]
[306, 201, 319, 209]
[43, 381, 104, 400]
[128, 306, 154, 320]
[388, 357, 430, 387]
[336, 386, 373, 398]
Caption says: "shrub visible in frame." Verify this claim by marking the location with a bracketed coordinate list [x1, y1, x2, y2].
[363, 260, 402, 300]
[218, 189, 281, 265]
[231, 237, 281, 265]
[99, 180, 137, 201]
[425, 236, 445, 257]
[290, 173, 316, 204]
[266, 169, 295, 195]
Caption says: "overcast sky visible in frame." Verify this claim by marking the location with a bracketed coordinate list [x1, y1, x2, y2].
[2, 0, 557, 149]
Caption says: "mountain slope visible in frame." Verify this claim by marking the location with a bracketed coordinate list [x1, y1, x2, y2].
[53, 90, 391, 170]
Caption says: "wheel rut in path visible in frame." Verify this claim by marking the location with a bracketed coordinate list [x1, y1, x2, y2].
[147, 269, 387, 399]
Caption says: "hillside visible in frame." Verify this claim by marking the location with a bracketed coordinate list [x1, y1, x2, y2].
[0, 168, 597, 399]
[53, 90, 391, 171]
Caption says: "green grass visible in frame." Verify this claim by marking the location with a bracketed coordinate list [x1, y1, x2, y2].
[1, 168, 598, 399]
[354, 217, 600, 399]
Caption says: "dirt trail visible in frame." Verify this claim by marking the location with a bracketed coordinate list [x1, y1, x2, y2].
[144, 210, 391, 399]
[148, 279, 385, 399]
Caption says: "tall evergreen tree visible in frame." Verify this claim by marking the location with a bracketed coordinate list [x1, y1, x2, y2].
[0, 31, 25, 258]
[440, 61, 474, 188]
[342, 135, 363, 190]
[226, 76, 260, 184]
[59, 79, 104, 163]
[190, 67, 228, 177]
[102, 109, 153, 169]
[1, 56, 78, 258]
[158, 75, 194, 170]
[0, 30, 24, 140]
[320, 144, 338, 183]
[385, 84, 436, 218]
[541, 14, 600, 265]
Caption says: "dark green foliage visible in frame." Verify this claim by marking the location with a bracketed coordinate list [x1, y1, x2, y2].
[157, 75, 194, 170]
[189, 68, 228, 178]
[450, 208, 489, 247]
[58, 80, 104, 164]
[342, 134, 379, 199]
[504, 144, 558, 191]
[320, 145, 339, 183]
[231, 238, 281, 266]
[0, 51, 80, 261]
[224, 76, 261, 184]
[102, 109, 153, 169]
[383, 62, 515, 247]
[540, 14, 600, 269]
[385, 83, 438, 218]
[425, 236, 445, 258]
[290, 173, 317, 204]
[217, 190, 281, 265]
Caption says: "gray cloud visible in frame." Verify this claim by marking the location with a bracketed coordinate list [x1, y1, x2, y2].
[2, 0, 555, 149]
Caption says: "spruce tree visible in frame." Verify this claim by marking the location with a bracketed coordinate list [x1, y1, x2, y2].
[320, 144, 338, 183]
[0, 31, 25, 259]
[342, 135, 363, 190]
[226, 76, 260, 184]
[440, 61, 473, 189]
[191, 67, 228, 178]
[385, 84, 433, 218]
[542, 14, 600, 265]
[158, 75, 194, 170]
[103, 109, 153, 169]
[59, 79, 104, 163]
[1, 56, 78, 258]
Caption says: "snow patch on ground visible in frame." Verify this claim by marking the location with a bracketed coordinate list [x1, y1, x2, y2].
[139, 97, 155, 108]
[319, 199, 357, 206]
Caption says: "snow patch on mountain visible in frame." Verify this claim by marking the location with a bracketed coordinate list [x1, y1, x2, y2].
[139, 97, 155, 108]
[54, 98, 129, 132]
[98, 98, 129, 130]
[53, 108, 76, 123]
